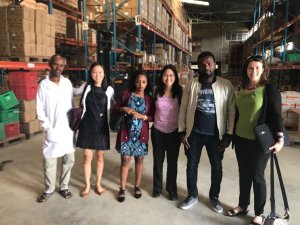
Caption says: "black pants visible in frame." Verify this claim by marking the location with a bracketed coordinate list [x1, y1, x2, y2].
[185, 132, 222, 199]
[234, 135, 270, 216]
[151, 127, 181, 194]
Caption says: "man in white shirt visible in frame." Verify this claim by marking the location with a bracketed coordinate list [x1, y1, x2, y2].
[36, 54, 75, 203]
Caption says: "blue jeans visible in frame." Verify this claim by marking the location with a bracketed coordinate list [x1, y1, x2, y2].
[185, 132, 222, 199]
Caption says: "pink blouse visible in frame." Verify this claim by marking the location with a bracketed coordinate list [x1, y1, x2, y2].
[153, 96, 179, 133]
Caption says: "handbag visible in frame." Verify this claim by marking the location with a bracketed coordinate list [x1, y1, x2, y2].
[264, 153, 291, 225]
[109, 111, 125, 132]
[68, 83, 88, 131]
[255, 124, 290, 154]
[254, 123, 276, 154]
[68, 105, 83, 131]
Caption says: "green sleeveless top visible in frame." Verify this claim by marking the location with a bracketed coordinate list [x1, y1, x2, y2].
[236, 86, 265, 140]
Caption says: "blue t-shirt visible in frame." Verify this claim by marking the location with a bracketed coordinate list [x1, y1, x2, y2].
[192, 83, 216, 136]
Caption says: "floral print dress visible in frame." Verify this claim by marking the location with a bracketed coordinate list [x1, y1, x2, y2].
[119, 94, 147, 156]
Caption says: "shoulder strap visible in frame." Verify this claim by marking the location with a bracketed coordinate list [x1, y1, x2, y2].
[79, 83, 89, 105]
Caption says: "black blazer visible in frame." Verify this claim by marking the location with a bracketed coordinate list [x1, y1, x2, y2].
[233, 83, 283, 139]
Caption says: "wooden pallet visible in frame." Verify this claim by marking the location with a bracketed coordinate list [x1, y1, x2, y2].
[24, 131, 42, 139]
[0, 56, 50, 63]
[0, 134, 25, 149]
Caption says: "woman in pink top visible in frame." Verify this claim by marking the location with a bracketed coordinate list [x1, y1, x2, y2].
[151, 64, 183, 200]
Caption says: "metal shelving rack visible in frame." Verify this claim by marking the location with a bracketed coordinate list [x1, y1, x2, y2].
[250, 0, 300, 89]
[88, 0, 191, 83]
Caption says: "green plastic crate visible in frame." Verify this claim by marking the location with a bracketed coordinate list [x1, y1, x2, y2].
[0, 123, 5, 141]
[287, 54, 300, 63]
[0, 91, 19, 110]
[0, 109, 19, 124]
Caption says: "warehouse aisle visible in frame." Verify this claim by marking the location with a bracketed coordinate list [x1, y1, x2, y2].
[0, 132, 299, 225]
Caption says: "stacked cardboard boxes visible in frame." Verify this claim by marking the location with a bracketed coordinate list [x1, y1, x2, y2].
[19, 100, 41, 136]
[0, 5, 55, 57]
[53, 9, 67, 35]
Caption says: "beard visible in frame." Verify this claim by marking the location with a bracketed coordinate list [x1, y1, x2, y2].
[199, 69, 214, 77]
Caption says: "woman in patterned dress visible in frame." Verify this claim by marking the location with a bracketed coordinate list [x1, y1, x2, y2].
[112, 71, 155, 202]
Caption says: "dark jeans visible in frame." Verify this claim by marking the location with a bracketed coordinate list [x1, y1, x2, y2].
[185, 131, 222, 199]
[151, 127, 181, 194]
[234, 135, 270, 216]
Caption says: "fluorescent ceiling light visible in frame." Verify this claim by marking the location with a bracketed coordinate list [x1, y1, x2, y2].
[225, 11, 241, 14]
[180, 0, 209, 6]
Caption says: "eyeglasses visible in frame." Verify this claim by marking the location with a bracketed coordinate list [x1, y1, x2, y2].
[247, 55, 264, 60]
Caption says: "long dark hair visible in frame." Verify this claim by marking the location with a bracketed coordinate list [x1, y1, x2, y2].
[86, 62, 108, 91]
[156, 64, 182, 100]
[241, 55, 269, 89]
[128, 71, 151, 95]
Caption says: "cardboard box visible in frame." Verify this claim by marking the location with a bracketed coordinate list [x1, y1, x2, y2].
[10, 43, 35, 56]
[0, 7, 7, 32]
[20, 119, 41, 134]
[8, 19, 34, 33]
[9, 32, 35, 44]
[19, 110, 37, 123]
[19, 100, 36, 112]
[7, 5, 35, 21]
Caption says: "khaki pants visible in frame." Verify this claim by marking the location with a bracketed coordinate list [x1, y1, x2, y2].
[43, 153, 75, 194]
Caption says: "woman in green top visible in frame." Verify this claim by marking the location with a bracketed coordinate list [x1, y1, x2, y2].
[226, 55, 284, 225]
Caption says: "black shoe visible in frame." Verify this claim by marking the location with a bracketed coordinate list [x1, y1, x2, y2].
[152, 191, 161, 198]
[168, 193, 177, 201]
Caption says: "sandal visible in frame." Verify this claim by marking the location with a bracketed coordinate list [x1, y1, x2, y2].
[249, 215, 265, 225]
[226, 207, 249, 217]
[36, 192, 52, 203]
[59, 189, 73, 199]
[118, 188, 125, 202]
[134, 186, 142, 199]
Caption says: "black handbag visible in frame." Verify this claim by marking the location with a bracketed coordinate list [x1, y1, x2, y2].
[255, 123, 290, 154]
[109, 111, 125, 132]
[254, 123, 276, 154]
[109, 94, 127, 133]
[264, 153, 291, 225]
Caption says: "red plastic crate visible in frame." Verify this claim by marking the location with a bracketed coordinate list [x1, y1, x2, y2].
[4, 122, 20, 138]
[9, 71, 38, 87]
[10, 86, 37, 100]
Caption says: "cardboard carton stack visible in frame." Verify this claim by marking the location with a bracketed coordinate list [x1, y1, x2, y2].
[35, 10, 56, 57]
[53, 9, 67, 36]
[0, 5, 55, 58]
[19, 100, 41, 137]
[65, 0, 78, 9]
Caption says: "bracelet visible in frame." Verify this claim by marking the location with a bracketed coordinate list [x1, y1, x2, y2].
[277, 134, 284, 138]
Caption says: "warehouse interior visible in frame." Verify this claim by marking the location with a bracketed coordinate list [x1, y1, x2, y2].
[0, 0, 299, 224]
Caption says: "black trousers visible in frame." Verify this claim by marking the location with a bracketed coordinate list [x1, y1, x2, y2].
[151, 127, 181, 194]
[185, 132, 222, 199]
[234, 135, 270, 216]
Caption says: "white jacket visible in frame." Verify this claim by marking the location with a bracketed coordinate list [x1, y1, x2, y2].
[178, 76, 236, 139]
[36, 75, 75, 158]
[81, 85, 114, 122]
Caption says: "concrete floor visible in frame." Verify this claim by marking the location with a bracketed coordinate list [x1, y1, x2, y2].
[0, 132, 299, 225]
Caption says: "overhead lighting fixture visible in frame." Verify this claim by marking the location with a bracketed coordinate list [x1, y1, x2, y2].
[225, 11, 241, 14]
[180, 0, 209, 6]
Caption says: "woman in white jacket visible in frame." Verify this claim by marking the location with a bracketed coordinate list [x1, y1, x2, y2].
[76, 63, 114, 197]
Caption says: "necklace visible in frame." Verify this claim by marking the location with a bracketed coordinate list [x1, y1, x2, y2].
[246, 85, 258, 91]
